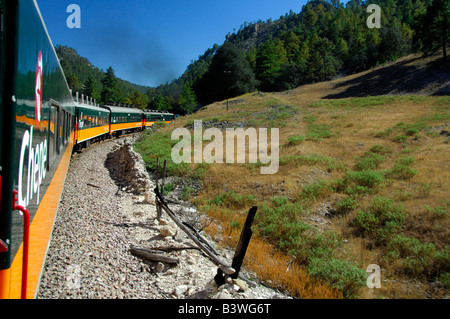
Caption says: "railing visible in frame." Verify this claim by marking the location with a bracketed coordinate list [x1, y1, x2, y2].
[12, 190, 30, 299]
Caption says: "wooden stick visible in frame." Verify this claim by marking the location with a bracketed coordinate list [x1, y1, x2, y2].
[161, 159, 167, 199]
[151, 245, 200, 253]
[130, 246, 179, 264]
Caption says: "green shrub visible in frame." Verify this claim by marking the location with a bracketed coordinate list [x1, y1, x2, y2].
[344, 170, 385, 188]
[335, 197, 358, 215]
[306, 123, 334, 141]
[208, 190, 256, 209]
[392, 135, 408, 143]
[163, 182, 174, 196]
[386, 156, 417, 180]
[369, 144, 392, 155]
[425, 205, 448, 218]
[438, 273, 450, 289]
[181, 185, 195, 201]
[307, 257, 367, 298]
[287, 135, 305, 146]
[271, 196, 290, 207]
[385, 235, 448, 278]
[300, 180, 334, 201]
[354, 196, 406, 245]
[355, 151, 385, 171]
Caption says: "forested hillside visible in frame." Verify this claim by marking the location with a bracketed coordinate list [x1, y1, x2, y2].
[158, 0, 448, 110]
[56, 45, 151, 108]
[58, 0, 448, 113]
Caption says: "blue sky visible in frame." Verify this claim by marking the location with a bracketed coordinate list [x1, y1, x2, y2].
[36, 0, 311, 88]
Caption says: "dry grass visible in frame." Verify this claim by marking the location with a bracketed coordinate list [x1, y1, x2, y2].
[199, 202, 343, 299]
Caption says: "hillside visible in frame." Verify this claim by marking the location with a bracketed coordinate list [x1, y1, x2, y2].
[154, 0, 449, 112]
[56, 45, 150, 99]
[134, 52, 450, 299]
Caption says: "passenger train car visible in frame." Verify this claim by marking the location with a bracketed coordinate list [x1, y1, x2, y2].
[0, 0, 174, 299]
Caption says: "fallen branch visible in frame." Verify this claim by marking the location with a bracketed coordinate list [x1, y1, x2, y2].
[182, 221, 220, 256]
[152, 245, 200, 253]
[130, 246, 179, 264]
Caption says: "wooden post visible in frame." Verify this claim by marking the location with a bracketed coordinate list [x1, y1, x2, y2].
[215, 206, 257, 285]
[161, 159, 167, 199]
[230, 206, 257, 279]
[155, 158, 162, 220]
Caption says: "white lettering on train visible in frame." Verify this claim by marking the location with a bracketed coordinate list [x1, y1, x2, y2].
[35, 51, 43, 124]
[18, 126, 48, 208]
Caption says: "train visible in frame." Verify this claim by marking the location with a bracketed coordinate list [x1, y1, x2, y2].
[0, 0, 174, 299]
[73, 93, 174, 151]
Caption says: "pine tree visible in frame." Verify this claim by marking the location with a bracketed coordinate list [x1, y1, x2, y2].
[179, 83, 197, 114]
[415, 0, 449, 61]
[129, 90, 149, 109]
[83, 76, 100, 101]
[100, 67, 122, 104]
[196, 43, 257, 105]
[255, 39, 288, 91]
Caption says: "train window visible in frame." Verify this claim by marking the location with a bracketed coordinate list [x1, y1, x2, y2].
[59, 110, 63, 152]
[48, 102, 59, 169]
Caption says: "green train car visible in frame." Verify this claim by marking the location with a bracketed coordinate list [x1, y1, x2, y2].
[74, 102, 110, 150]
[0, 1, 176, 299]
[100, 104, 144, 136]
[143, 110, 175, 129]
[0, 0, 75, 299]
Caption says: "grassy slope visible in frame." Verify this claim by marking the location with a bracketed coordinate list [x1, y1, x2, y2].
[135, 53, 450, 299]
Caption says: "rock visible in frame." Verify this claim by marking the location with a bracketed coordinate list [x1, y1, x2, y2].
[157, 218, 169, 225]
[174, 284, 189, 298]
[232, 278, 248, 292]
[213, 289, 233, 299]
[159, 226, 176, 237]
[185, 255, 196, 265]
[219, 265, 236, 275]
[155, 262, 165, 273]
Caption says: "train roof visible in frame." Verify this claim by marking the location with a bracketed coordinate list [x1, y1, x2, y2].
[143, 110, 173, 114]
[99, 105, 143, 114]
[76, 103, 110, 114]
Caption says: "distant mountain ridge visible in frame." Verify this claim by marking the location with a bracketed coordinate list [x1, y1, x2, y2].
[55, 45, 150, 98]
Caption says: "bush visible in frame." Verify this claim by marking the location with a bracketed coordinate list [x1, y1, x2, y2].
[335, 197, 358, 215]
[385, 235, 450, 278]
[287, 135, 305, 146]
[392, 135, 408, 143]
[354, 196, 406, 245]
[369, 144, 392, 155]
[208, 190, 256, 209]
[355, 151, 385, 171]
[438, 273, 450, 289]
[163, 182, 174, 196]
[386, 156, 417, 180]
[344, 170, 385, 189]
[307, 257, 367, 298]
[300, 180, 334, 201]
